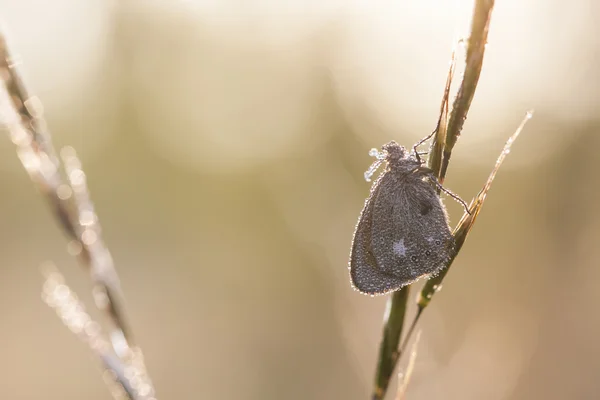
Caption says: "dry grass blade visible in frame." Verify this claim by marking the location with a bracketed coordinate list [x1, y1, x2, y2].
[454, 112, 533, 243]
[0, 27, 156, 400]
[392, 112, 532, 395]
[395, 331, 421, 400]
[428, 42, 458, 179]
[42, 266, 139, 399]
[417, 111, 533, 310]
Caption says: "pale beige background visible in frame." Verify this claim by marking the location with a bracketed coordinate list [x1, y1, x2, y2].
[0, 1, 599, 399]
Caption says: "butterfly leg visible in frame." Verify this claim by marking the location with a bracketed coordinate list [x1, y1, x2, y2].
[413, 166, 471, 214]
[412, 128, 437, 163]
[432, 179, 471, 215]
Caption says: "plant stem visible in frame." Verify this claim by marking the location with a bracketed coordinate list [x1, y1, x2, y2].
[372, 287, 410, 400]
[370, 1, 497, 399]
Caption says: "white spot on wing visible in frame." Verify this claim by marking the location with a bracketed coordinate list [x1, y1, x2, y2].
[393, 239, 407, 257]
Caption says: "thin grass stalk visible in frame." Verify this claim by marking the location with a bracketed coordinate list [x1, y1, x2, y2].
[416, 112, 532, 312]
[371, 1, 497, 398]
[395, 331, 421, 400]
[372, 287, 410, 400]
[0, 27, 156, 400]
[371, 45, 456, 400]
[440, 0, 495, 182]
[42, 266, 138, 399]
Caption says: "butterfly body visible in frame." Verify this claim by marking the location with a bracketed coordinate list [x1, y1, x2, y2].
[349, 141, 455, 295]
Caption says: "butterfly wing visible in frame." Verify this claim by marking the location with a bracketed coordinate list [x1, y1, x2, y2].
[370, 172, 454, 288]
[349, 172, 416, 295]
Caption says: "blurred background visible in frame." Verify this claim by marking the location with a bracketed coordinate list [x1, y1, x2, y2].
[0, 0, 599, 399]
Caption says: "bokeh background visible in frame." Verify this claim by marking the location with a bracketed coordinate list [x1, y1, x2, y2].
[1, 0, 599, 399]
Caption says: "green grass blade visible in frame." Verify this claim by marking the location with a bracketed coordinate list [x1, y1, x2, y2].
[372, 287, 410, 400]
[370, 49, 457, 400]
[370, 2, 498, 398]
[440, 0, 496, 181]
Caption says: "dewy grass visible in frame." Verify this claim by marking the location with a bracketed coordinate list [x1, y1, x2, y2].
[0, 27, 156, 400]
[369, 1, 532, 399]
